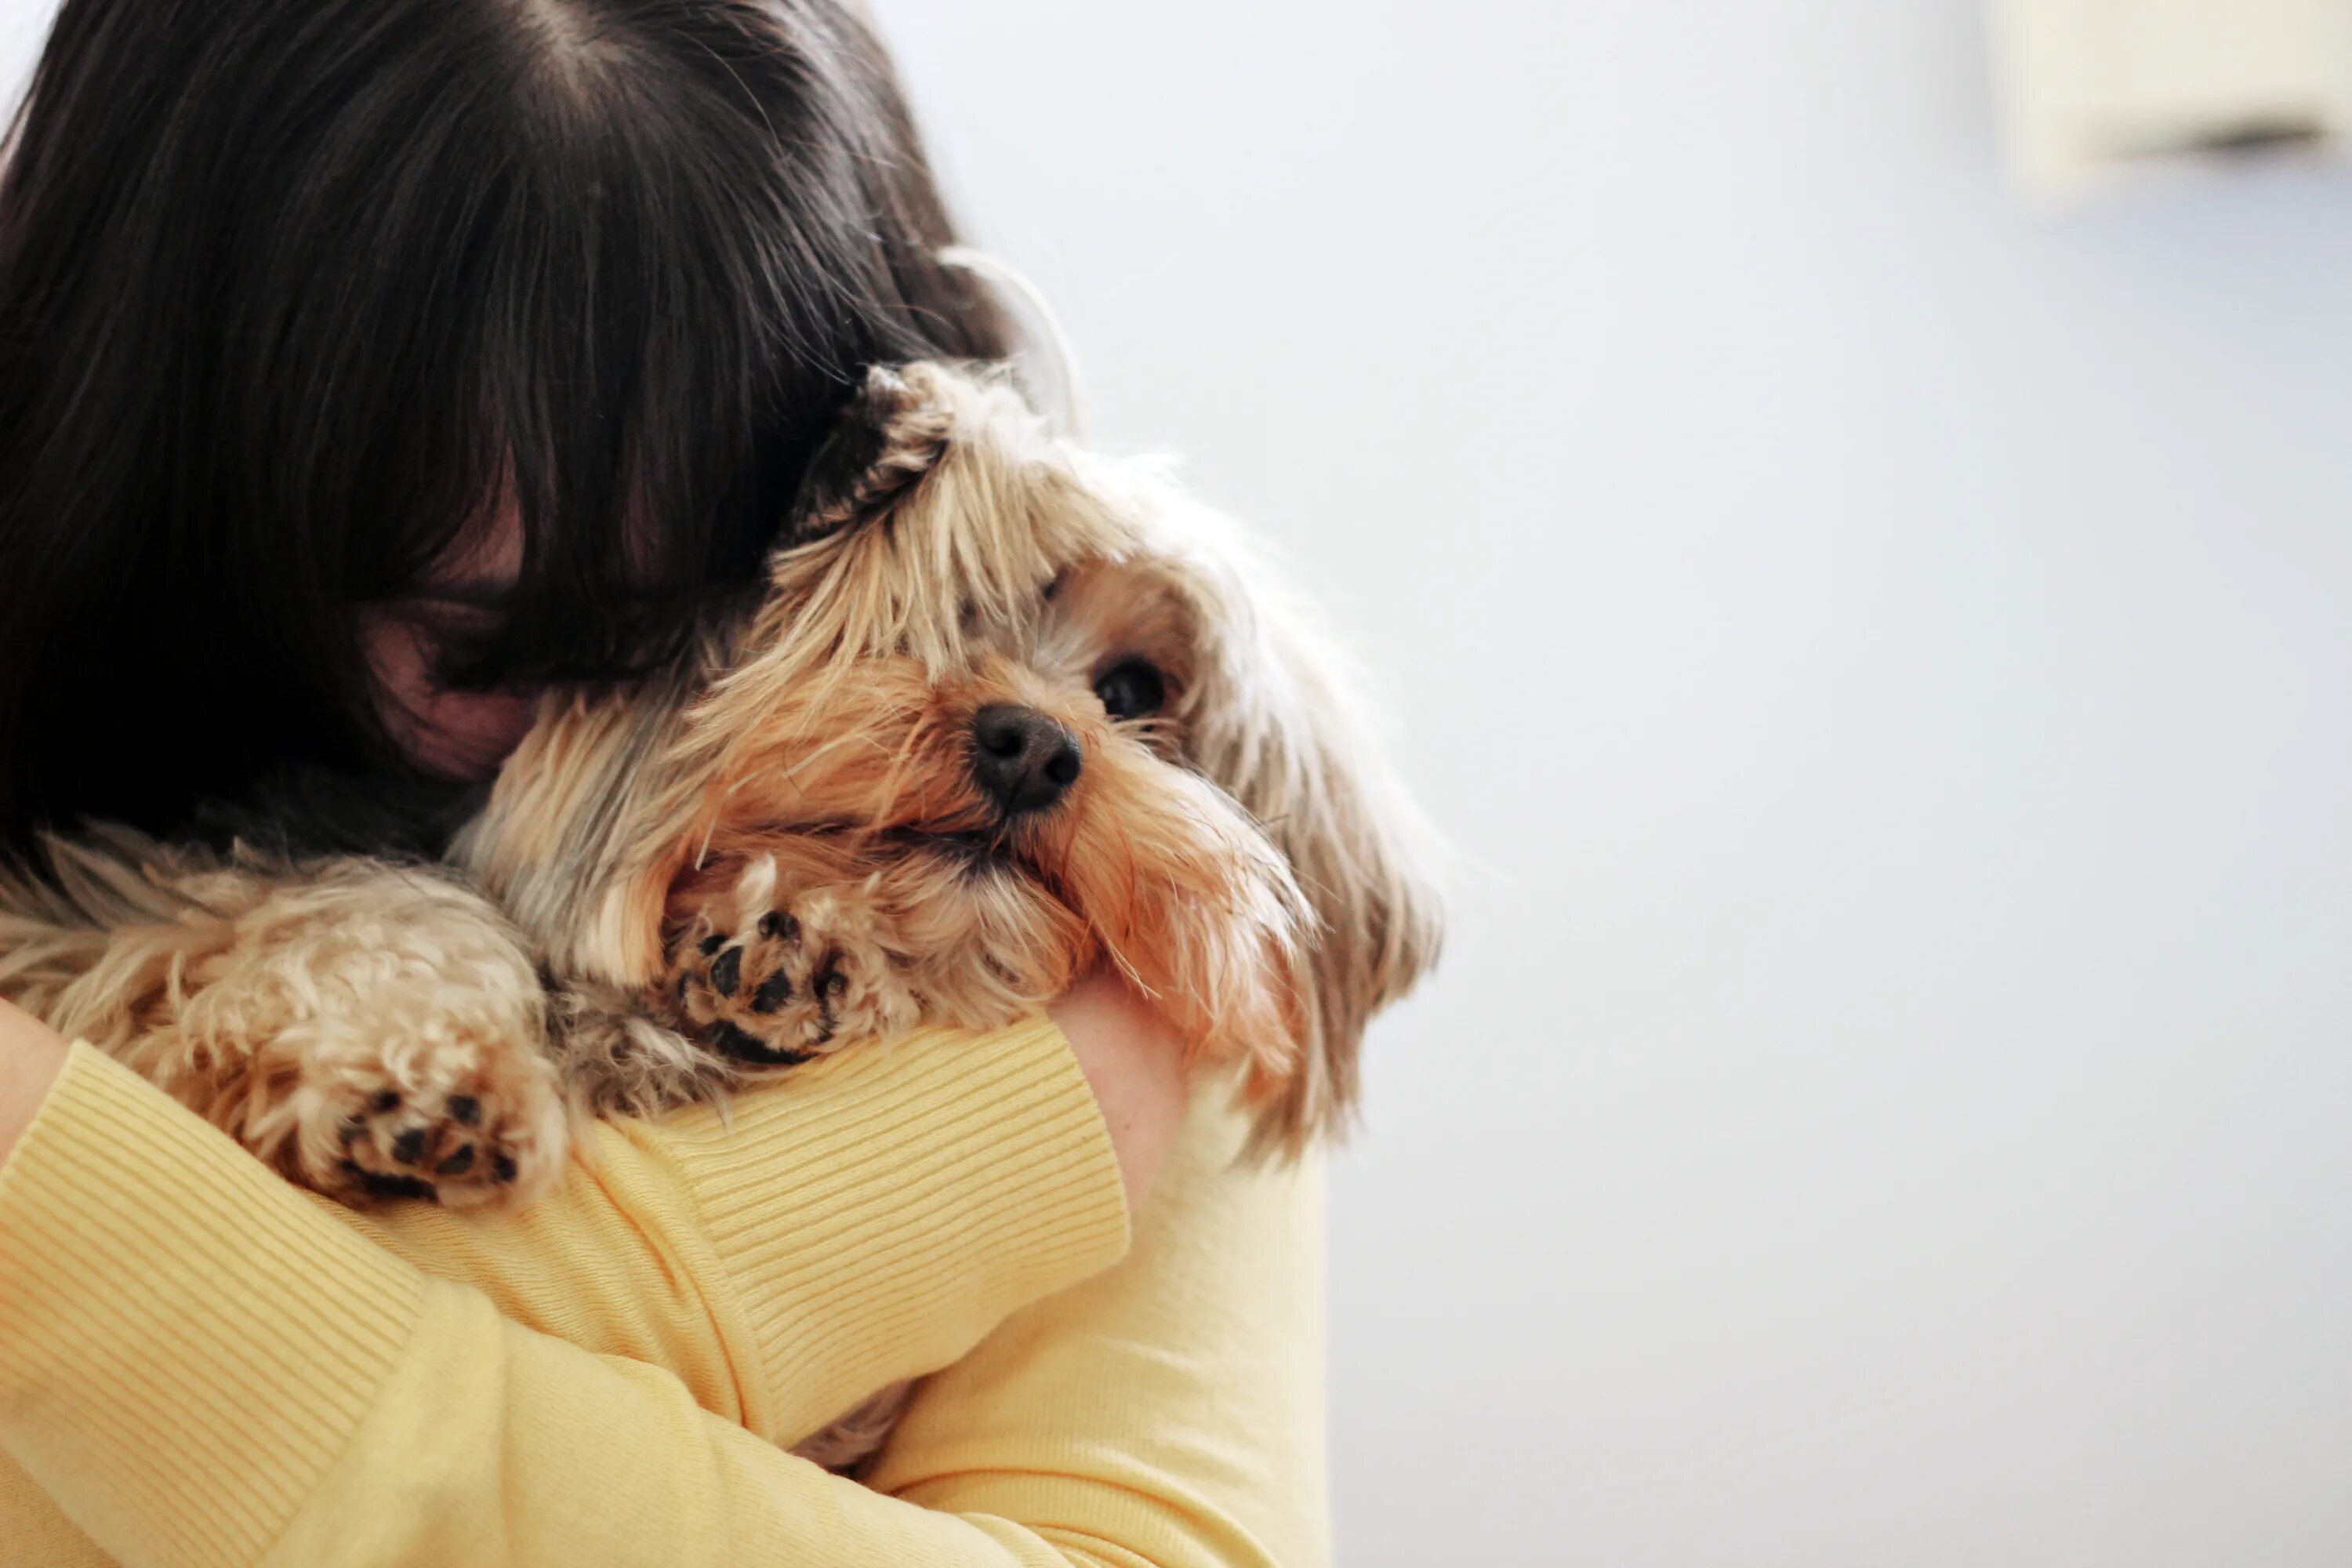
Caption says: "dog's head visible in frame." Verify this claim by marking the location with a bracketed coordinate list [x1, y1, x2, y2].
[488, 363, 1442, 1152]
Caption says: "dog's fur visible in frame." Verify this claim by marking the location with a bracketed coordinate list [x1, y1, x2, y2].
[0, 361, 1443, 1457]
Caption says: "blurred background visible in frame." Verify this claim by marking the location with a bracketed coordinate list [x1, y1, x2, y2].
[9, 2, 2350, 1563]
[865, 2, 2352, 1563]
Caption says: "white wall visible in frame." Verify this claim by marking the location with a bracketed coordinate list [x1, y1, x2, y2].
[9, 3, 2351, 1563]
[869, 3, 2352, 1563]
[0, 2, 42, 110]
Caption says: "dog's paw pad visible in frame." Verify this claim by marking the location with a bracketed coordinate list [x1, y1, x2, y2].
[303, 1050, 565, 1210]
[668, 889, 914, 1071]
[750, 967, 794, 1014]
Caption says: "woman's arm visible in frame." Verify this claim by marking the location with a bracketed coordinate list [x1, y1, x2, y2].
[0, 973, 1177, 1451]
[278, 1092, 1322, 1568]
[869, 1089, 1331, 1568]
[0, 996, 1136, 1456]
[0, 1011, 1319, 1567]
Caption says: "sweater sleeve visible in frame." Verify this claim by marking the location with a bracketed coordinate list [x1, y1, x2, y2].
[263, 1091, 1331, 1568]
[0, 1025, 1136, 1568]
[867, 1090, 1332, 1568]
[333, 1014, 1132, 1450]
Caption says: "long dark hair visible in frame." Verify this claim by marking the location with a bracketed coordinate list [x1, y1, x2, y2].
[0, 0, 1011, 845]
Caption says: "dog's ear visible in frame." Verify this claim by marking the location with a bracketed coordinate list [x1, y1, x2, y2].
[1163, 506, 1447, 1157]
[786, 362, 964, 543]
[1248, 619, 1446, 1156]
[760, 362, 1114, 675]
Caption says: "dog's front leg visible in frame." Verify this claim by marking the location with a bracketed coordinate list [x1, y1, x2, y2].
[6, 855, 572, 1208]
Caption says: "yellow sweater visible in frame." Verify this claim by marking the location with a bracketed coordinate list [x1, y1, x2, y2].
[0, 1021, 1327, 1566]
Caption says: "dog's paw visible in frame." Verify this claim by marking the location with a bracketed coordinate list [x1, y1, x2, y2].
[291, 1033, 569, 1210]
[671, 886, 920, 1071]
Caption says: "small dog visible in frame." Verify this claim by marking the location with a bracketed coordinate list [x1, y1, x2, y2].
[0, 360, 1443, 1466]
[0, 359, 1441, 1243]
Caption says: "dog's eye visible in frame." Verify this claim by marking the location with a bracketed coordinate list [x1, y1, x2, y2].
[1093, 659, 1167, 722]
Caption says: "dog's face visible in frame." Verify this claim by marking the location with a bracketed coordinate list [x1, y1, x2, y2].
[651, 558, 1319, 1116]
[483, 363, 1441, 1152]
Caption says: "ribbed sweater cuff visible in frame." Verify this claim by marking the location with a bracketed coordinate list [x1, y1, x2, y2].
[653, 1015, 1131, 1446]
[0, 1043, 423, 1568]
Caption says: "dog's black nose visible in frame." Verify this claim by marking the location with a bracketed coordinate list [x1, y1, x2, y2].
[971, 705, 1083, 814]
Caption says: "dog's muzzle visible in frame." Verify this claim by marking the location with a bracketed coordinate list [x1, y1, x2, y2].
[970, 705, 1082, 815]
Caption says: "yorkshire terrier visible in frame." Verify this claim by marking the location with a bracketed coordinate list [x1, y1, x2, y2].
[0, 361, 1442, 1453]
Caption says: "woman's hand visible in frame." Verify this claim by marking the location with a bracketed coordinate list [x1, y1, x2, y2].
[1046, 969, 1188, 1211]
[0, 998, 71, 1167]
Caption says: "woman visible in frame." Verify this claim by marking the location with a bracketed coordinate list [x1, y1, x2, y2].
[0, 2, 1328, 1563]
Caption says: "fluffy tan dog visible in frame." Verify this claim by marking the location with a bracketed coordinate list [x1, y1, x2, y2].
[0, 361, 1442, 1217]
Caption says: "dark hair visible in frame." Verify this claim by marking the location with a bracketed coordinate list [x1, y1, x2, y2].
[0, 0, 1011, 845]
